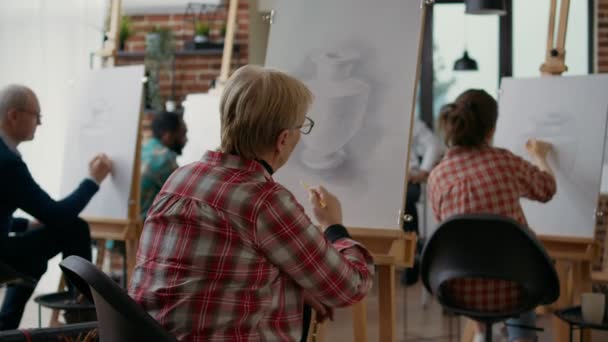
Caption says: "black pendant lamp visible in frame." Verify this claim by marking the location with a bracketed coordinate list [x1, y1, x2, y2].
[454, 51, 478, 71]
[465, 0, 507, 16]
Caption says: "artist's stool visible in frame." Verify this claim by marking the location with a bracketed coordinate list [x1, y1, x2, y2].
[34, 291, 96, 328]
[555, 306, 608, 342]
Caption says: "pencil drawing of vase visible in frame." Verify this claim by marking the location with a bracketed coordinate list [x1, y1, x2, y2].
[301, 51, 370, 170]
[524, 112, 577, 176]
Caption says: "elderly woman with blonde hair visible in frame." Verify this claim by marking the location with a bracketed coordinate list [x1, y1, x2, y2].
[129, 65, 374, 341]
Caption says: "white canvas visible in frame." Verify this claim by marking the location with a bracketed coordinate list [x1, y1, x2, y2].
[60, 65, 145, 220]
[178, 93, 222, 166]
[494, 75, 608, 238]
[265, 0, 423, 229]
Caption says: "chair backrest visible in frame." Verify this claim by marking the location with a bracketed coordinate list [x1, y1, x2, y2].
[420, 214, 560, 318]
[59, 256, 177, 342]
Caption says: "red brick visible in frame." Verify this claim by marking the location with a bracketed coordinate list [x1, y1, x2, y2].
[170, 14, 187, 21]
[174, 73, 197, 81]
[127, 42, 145, 51]
[145, 15, 170, 22]
[127, 35, 145, 43]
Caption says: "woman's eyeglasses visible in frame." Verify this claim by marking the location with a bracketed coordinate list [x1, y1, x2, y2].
[296, 116, 315, 135]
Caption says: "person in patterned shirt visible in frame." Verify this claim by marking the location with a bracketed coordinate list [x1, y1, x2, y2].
[139, 111, 188, 219]
[129, 65, 374, 341]
[428, 89, 556, 342]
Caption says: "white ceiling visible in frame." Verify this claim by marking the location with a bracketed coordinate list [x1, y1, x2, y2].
[122, 0, 222, 15]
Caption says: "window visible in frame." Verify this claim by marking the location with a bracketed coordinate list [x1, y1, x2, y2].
[433, 4, 499, 120]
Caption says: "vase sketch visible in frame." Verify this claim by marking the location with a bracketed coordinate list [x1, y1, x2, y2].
[521, 112, 577, 176]
[301, 51, 370, 169]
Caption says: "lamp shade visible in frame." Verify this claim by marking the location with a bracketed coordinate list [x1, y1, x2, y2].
[465, 0, 507, 15]
[454, 51, 478, 71]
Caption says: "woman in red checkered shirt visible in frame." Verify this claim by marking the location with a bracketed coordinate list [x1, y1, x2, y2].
[427, 89, 557, 342]
[129, 65, 374, 341]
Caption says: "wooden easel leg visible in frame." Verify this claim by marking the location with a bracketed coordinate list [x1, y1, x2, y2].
[306, 310, 328, 342]
[125, 238, 138, 285]
[571, 261, 592, 342]
[461, 318, 475, 342]
[352, 298, 367, 342]
[316, 321, 327, 342]
[49, 276, 67, 327]
[553, 260, 572, 342]
[95, 239, 107, 269]
[378, 264, 396, 342]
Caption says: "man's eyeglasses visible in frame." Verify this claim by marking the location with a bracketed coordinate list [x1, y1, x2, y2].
[21, 109, 42, 124]
[296, 116, 315, 135]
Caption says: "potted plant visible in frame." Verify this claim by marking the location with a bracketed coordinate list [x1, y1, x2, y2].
[216, 23, 227, 44]
[119, 16, 132, 50]
[145, 27, 175, 111]
[194, 21, 210, 45]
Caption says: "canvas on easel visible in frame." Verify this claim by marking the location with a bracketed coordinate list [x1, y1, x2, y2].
[265, 1, 425, 341]
[60, 65, 145, 220]
[493, 75, 608, 238]
[490, 75, 608, 342]
[265, 0, 422, 231]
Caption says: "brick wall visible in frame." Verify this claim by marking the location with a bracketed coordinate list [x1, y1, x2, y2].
[117, 0, 249, 106]
[599, 0, 608, 72]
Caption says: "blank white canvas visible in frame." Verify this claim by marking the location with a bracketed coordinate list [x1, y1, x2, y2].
[265, 0, 422, 230]
[494, 75, 608, 238]
[60, 65, 145, 220]
[178, 93, 222, 166]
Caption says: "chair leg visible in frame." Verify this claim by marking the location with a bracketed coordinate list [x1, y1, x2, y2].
[485, 322, 492, 342]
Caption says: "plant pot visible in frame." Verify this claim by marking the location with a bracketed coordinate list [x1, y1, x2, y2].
[145, 32, 161, 55]
[194, 35, 209, 43]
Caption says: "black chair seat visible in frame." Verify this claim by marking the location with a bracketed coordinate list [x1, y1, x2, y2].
[34, 291, 95, 310]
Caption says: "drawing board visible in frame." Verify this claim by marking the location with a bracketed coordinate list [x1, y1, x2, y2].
[494, 75, 608, 238]
[265, 0, 423, 229]
[60, 65, 144, 219]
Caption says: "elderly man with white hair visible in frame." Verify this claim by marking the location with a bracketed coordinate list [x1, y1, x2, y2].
[0, 84, 113, 330]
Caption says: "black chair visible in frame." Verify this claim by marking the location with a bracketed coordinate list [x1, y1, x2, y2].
[420, 214, 560, 341]
[59, 256, 177, 342]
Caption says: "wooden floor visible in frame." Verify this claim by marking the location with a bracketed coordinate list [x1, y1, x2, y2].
[322, 271, 608, 342]
[3, 269, 608, 341]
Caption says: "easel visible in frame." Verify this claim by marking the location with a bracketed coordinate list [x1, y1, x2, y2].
[541, 235, 599, 342]
[206, 0, 239, 95]
[304, 1, 428, 340]
[48, 0, 145, 326]
[462, 1, 602, 340]
[540, 0, 570, 76]
[538, 1, 601, 341]
[305, 229, 417, 342]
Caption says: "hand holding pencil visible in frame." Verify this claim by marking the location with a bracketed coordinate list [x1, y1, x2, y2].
[302, 182, 343, 230]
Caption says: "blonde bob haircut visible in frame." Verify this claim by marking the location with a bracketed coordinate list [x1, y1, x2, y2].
[220, 65, 313, 160]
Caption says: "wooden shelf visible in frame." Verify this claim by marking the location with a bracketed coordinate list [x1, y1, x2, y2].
[117, 45, 240, 59]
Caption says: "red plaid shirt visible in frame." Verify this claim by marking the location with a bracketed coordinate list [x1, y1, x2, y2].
[427, 146, 556, 312]
[129, 151, 374, 341]
[428, 146, 556, 226]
